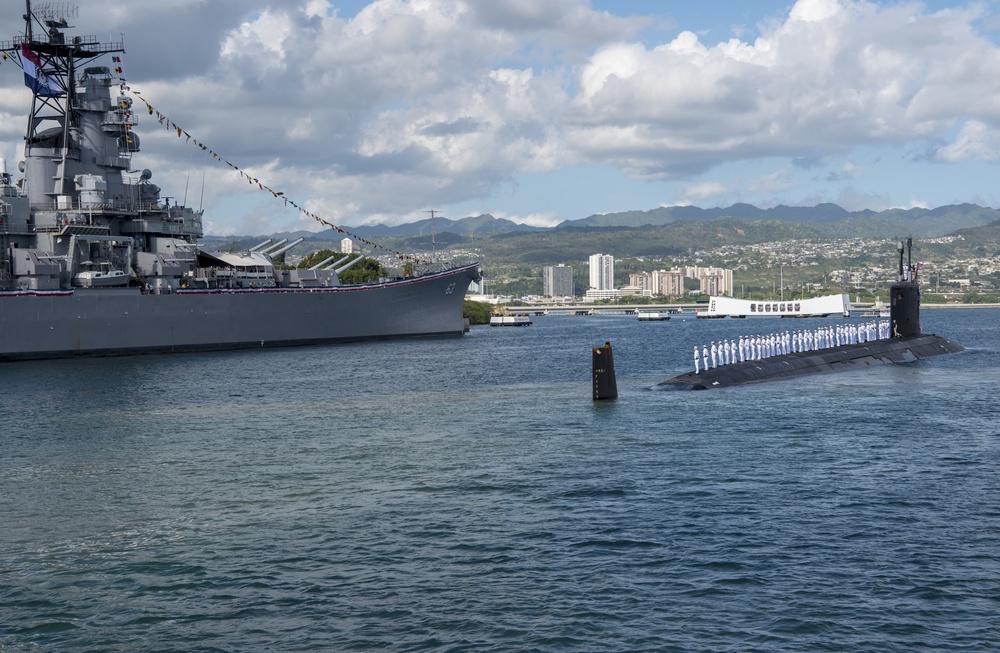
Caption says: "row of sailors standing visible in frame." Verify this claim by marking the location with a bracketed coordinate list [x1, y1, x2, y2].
[694, 320, 891, 374]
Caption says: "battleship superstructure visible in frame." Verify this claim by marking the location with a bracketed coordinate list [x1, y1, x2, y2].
[0, 3, 480, 361]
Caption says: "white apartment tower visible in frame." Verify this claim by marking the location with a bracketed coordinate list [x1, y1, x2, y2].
[588, 253, 615, 291]
[340, 237, 354, 254]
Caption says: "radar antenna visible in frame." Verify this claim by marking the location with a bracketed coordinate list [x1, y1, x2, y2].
[34, 2, 78, 23]
[22, 2, 78, 42]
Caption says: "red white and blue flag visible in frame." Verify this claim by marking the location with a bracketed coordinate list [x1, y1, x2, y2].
[21, 44, 64, 97]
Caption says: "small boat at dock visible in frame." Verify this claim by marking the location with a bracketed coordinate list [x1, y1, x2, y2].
[490, 313, 532, 327]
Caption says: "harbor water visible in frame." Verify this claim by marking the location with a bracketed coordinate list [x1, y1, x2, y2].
[2, 308, 998, 651]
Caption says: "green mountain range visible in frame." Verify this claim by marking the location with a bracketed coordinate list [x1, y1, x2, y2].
[203, 203, 1000, 264]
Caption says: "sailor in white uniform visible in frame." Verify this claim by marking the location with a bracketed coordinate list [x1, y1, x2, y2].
[694, 346, 700, 374]
[702, 345, 709, 371]
[710, 341, 718, 368]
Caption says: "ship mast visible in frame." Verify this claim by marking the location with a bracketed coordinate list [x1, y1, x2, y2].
[425, 209, 440, 263]
[4, 1, 125, 207]
[24, 0, 33, 42]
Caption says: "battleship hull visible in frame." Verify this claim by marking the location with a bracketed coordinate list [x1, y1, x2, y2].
[0, 263, 480, 361]
[653, 333, 964, 391]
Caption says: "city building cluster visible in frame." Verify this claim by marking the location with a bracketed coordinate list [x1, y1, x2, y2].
[623, 266, 733, 298]
[541, 255, 735, 300]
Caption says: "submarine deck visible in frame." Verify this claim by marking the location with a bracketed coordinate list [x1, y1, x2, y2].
[654, 333, 964, 391]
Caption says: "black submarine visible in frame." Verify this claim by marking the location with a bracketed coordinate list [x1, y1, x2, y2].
[653, 239, 964, 391]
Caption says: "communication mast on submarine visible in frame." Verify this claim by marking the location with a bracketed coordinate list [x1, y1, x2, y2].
[890, 237, 921, 338]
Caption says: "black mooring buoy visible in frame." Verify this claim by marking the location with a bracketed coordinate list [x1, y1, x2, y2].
[593, 341, 618, 401]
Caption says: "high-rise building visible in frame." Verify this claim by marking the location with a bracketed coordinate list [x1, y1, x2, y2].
[588, 253, 615, 291]
[686, 266, 733, 296]
[700, 273, 727, 296]
[653, 269, 686, 298]
[340, 237, 353, 254]
[543, 264, 574, 298]
[629, 272, 654, 296]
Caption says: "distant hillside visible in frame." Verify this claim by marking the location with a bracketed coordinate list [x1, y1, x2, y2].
[335, 203, 1000, 239]
[201, 204, 1000, 257]
[563, 203, 999, 237]
[562, 202, 851, 228]
[837, 204, 1000, 238]
[330, 213, 541, 240]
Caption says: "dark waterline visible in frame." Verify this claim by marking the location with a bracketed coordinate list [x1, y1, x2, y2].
[2, 309, 998, 651]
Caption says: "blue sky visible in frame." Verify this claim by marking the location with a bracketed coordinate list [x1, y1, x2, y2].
[4, 0, 1000, 234]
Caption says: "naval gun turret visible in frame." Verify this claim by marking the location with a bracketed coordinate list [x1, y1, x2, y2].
[274, 251, 368, 288]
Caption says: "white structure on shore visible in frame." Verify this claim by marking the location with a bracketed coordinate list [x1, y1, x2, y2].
[697, 294, 851, 318]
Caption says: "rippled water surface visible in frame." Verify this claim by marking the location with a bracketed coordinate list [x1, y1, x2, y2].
[2, 308, 998, 651]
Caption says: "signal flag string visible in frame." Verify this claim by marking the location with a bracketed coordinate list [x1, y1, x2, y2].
[111, 70, 425, 262]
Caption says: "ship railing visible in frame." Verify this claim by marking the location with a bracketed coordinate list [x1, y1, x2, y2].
[0, 36, 124, 52]
[190, 267, 278, 290]
[93, 109, 138, 128]
[31, 199, 188, 217]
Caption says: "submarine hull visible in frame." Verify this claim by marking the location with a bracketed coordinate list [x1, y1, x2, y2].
[654, 334, 964, 391]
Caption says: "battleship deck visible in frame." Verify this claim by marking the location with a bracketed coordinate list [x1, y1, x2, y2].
[0, 263, 479, 361]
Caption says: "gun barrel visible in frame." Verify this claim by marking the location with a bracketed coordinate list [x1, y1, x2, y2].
[259, 239, 288, 255]
[334, 255, 364, 274]
[309, 255, 338, 271]
[267, 237, 304, 259]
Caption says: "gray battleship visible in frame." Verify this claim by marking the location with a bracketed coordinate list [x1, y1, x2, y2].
[0, 3, 480, 361]
[654, 238, 963, 390]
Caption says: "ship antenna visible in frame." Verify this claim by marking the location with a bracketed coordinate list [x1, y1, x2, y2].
[906, 237, 913, 282]
[897, 240, 905, 282]
[425, 209, 440, 263]
[24, 0, 33, 42]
